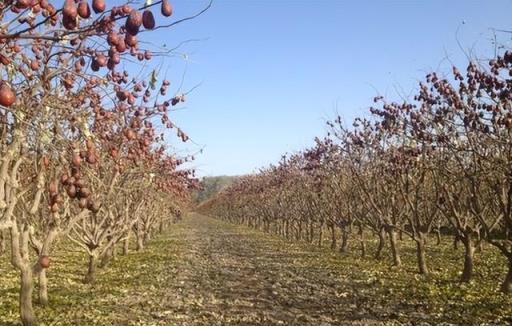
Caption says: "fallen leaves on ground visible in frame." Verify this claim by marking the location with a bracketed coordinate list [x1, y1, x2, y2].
[1, 213, 511, 325]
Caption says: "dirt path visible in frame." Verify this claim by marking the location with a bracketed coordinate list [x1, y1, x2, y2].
[125, 213, 381, 326]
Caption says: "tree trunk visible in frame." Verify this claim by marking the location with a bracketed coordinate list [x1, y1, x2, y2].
[375, 227, 386, 259]
[500, 256, 512, 294]
[436, 229, 441, 246]
[100, 236, 115, 268]
[297, 221, 302, 241]
[99, 251, 112, 269]
[0, 229, 5, 255]
[136, 232, 144, 251]
[375, 228, 386, 259]
[388, 228, 401, 267]
[340, 226, 349, 253]
[330, 225, 336, 250]
[38, 268, 48, 306]
[308, 221, 314, 243]
[476, 237, 484, 253]
[143, 231, 151, 244]
[415, 235, 428, 275]
[460, 235, 475, 283]
[318, 221, 324, 247]
[20, 268, 36, 326]
[453, 234, 460, 250]
[358, 225, 366, 257]
[122, 234, 130, 255]
[84, 254, 97, 284]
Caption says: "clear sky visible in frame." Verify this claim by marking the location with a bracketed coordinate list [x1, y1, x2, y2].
[145, 0, 512, 177]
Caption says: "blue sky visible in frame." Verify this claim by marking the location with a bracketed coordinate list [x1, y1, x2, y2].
[145, 0, 512, 177]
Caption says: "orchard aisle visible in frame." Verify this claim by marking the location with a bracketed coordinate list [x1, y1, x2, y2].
[149, 213, 381, 326]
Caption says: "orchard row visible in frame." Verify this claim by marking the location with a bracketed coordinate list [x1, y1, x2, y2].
[0, 1, 200, 325]
[199, 53, 512, 295]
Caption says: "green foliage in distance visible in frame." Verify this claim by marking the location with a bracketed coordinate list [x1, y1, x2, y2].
[193, 176, 239, 203]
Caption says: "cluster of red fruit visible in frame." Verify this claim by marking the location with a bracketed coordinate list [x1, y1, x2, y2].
[60, 168, 99, 213]
[45, 139, 100, 214]
[0, 0, 176, 107]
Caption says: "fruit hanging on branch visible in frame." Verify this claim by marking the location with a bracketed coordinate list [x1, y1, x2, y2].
[63, 0, 78, 19]
[66, 185, 77, 198]
[0, 82, 16, 107]
[39, 256, 50, 269]
[50, 202, 60, 213]
[142, 10, 155, 29]
[125, 33, 138, 48]
[72, 153, 82, 167]
[161, 0, 173, 17]
[126, 10, 142, 35]
[15, 0, 31, 9]
[92, 0, 105, 13]
[0, 54, 11, 66]
[78, 1, 91, 19]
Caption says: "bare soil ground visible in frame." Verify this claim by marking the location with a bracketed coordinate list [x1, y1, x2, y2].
[148, 214, 385, 325]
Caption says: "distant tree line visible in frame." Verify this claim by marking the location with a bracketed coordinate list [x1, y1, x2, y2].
[194, 176, 238, 203]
